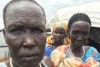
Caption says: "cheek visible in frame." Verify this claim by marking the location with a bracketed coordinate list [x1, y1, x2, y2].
[69, 33, 77, 44]
[5, 33, 22, 53]
[83, 36, 89, 44]
[34, 33, 46, 53]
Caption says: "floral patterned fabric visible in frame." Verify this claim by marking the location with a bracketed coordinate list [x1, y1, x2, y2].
[51, 45, 100, 67]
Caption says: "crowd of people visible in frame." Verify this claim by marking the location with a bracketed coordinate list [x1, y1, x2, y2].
[0, 0, 100, 67]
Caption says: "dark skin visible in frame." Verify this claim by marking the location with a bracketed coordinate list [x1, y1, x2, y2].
[52, 26, 66, 48]
[68, 21, 91, 57]
[43, 56, 54, 67]
[4, 1, 53, 67]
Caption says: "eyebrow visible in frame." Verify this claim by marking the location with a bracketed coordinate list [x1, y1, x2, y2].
[7, 23, 45, 30]
[7, 23, 23, 29]
[31, 25, 45, 30]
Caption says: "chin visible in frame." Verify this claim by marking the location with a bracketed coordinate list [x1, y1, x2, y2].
[75, 43, 83, 47]
[19, 57, 39, 64]
[19, 59, 39, 67]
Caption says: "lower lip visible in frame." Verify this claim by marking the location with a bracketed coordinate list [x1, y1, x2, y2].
[77, 42, 82, 44]
[76, 42, 83, 45]
[23, 55, 38, 61]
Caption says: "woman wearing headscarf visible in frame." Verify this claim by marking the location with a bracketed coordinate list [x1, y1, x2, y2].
[45, 22, 71, 57]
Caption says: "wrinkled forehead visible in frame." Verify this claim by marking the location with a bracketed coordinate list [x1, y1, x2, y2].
[5, 0, 45, 26]
[6, 1, 44, 15]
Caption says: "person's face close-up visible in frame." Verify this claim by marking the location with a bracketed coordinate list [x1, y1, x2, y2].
[52, 26, 65, 43]
[69, 21, 90, 47]
[4, 1, 46, 67]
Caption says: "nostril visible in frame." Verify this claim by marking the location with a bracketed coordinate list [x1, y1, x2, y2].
[77, 36, 83, 41]
[23, 37, 35, 47]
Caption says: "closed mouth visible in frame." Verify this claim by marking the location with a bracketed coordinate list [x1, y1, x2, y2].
[77, 42, 83, 43]
[22, 54, 39, 62]
[23, 53, 39, 58]
[24, 54, 37, 57]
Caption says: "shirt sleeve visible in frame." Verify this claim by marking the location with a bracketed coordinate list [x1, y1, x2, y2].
[91, 47, 100, 62]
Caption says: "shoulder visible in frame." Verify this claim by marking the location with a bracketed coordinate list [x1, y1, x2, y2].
[85, 46, 98, 51]
[45, 43, 55, 50]
[45, 44, 50, 51]
[42, 56, 54, 67]
[84, 46, 90, 52]
[0, 62, 7, 67]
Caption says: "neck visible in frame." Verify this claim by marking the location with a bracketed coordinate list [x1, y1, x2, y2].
[70, 44, 82, 52]
[53, 41, 63, 48]
[70, 44, 84, 58]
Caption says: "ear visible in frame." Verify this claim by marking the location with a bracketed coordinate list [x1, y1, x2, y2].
[3, 29, 5, 36]
[3, 28, 7, 44]
[66, 29, 70, 37]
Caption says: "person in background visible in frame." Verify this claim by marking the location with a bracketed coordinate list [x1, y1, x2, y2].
[0, 0, 53, 67]
[45, 22, 70, 57]
[51, 13, 100, 67]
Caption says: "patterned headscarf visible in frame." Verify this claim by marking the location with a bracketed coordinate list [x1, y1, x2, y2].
[51, 22, 68, 32]
[46, 22, 69, 46]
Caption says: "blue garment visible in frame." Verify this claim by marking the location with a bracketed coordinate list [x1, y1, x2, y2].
[45, 44, 55, 57]
[83, 47, 100, 62]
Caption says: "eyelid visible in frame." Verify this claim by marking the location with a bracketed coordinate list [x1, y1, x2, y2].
[73, 31, 78, 34]
[83, 32, 88, 35]
[8, 25, 23, 30]
[31, 28, 44, 33]
[8, 27, 24, 35]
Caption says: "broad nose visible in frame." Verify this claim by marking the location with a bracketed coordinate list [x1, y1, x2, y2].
[23, 35, 35, 48]
[77, 35, 83, 41]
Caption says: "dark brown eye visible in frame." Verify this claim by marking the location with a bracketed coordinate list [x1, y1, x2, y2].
[83, 32, 88, 36]
[10, 27, 24, 35]
[31, 28, 44, 34]
[73, 31, 78, 35]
